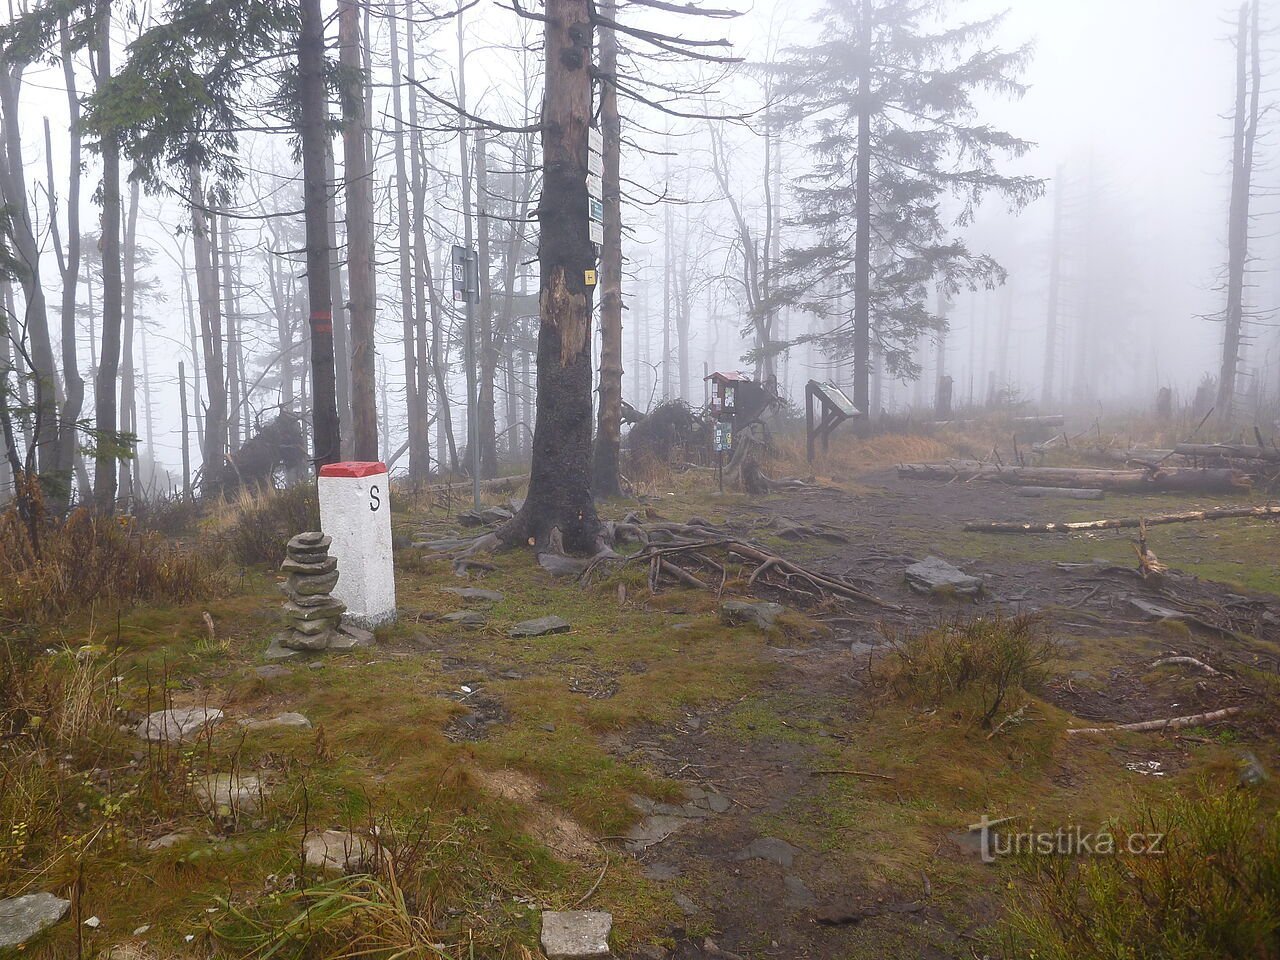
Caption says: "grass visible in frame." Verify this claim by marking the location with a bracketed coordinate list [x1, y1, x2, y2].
[4, 428, 1280, 958]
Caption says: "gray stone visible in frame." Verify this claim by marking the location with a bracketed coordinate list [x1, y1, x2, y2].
[540, 910, 612, 960]
[625, 814, 687, 852]
[265, 636, 301, 660]
[254, 664, 292, 680]
[288, 532, 331, 552]
[338, 624, 375, 645]
[288, 570, 340, 596]
[283, 599, 347, 622]
[1239, 751, 1269, 787]
[443, 610, 488, 626]
[783, 875, 816, 907]
[673, 893, 699, 917]
[706, 793, 731, 814]
[720, 600, 786, 630]
[240, 712, 312, 731]
[280, 556, 338, 576]
[194, 773, 267, 815]
[0, 893, 71, 949]
[904, 557, 983, 598]
[147, 830, 199, 850]
[283, 628, 336, 651]
[279, 584, 342, 607]
[735, 836, 800, 867]
[539, 553, 589, 578]
[1127, 597, 1187, 621]
[304, 829, 373, 874]
[442, 587, 505, 604]
[509, 615, 572, 637]
[134, 707, 223, 742]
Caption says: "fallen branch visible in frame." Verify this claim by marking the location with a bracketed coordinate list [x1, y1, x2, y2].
[986, 704, 1027, 740]
[809, 769, 896, 781]
[964, 504, 1280, 534]
[1150, 656, 1225, 677]
[1065, 707, 1241, 736]
[1013, 487, 1104, 500]
[899, 461, 1250, 493]
[1174, 442, 1280, 463]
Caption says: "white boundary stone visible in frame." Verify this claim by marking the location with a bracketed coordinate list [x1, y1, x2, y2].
[318, 461, 397, 628]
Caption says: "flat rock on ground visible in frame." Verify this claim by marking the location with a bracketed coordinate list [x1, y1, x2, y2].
[0, 892, 71, 949]
[734, 836, 800, 867]
[304, 829, 373, 874]
[443, 610, 488, 626]
[509, 615, 572, 637]
[720, 600, 786, 630]
[904, 556, 983, 598]
[540, 910, 612, 959]
[239, 712, 311, 731]
[442, 587, 505, 603]
[194, 773, 267, 815]
[134, 707, 223, 742]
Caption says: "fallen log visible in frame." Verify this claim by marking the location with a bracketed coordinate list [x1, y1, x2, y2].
[1174, 442, 1280, 462]
[932, 414, 1065, 429]
[1013, 487, 1104, 500]
[897, 461, 1250, 493]
[963, 504, 1280, 534]
[1065, 707, 1241, 736]
[422, 473, 529, 494]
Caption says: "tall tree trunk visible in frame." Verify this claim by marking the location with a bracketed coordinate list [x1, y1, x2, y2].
[500, 0, 600, 552]
[189, 160, 225, 473]
[1041, 164, 1063, 407]
[1216, 0, 1260, 425]
[324, 141, 352, 453]
[851, 0, 872, 412]
[456, 13, 481, 488]
[300, 0, 340, 466]
[476, 132, 498, 478]
[0, 66, 59, 489]
[339, 0, 378, 460]
[93, 1, 123, 513]
[46, 19, 84, 510]
[591, 0, 623, 498]
[662, 183, 672, 398]
[118, 177, 140, 506]
[179, 254, 205, 454]
[389, 7, 428, 479]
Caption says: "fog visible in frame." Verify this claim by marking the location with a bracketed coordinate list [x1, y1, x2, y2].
[0, 0, 1273, 497]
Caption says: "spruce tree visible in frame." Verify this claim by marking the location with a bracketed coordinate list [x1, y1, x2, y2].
[774, 0, 1043, 410]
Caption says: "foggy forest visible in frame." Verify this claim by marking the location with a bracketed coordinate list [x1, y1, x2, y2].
[2, 0, 1280, 957]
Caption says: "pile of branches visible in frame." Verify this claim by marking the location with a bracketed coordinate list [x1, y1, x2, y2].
[583, 512, 900, 612]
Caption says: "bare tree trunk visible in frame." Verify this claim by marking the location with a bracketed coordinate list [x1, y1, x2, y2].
[1216, 0, 1260, 425]
[0, 64, 59, 489]
[300, 0, 340, 466]
[389, 7, 428, 479]
[662, 176, 672, 399]
[339, 0, 378, 461]
[1041, 164, 1063, 407]
[92, 3, 123, 513]
[476, 132, 498, 478]
[591, 0, 623, 498]
[45, 18, 84, 509]
[179, 253, 205, 454]
[189, 159, 226, 473]
[500, 0, 601, 552]
[118, 177, 140, 506]
[325, 141, 352, 454]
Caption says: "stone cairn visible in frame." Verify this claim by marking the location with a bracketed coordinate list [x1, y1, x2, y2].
[280, 532, 346, 650]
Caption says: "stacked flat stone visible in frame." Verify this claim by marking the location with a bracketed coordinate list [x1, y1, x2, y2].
[280, 532, 346, 650]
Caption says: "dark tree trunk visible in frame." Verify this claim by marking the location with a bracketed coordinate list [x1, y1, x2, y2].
[340, 0, 378, 461]
[591, 0, 623, 498]
[1041, 164, 1063, 407]
[189, 160, 225, 472]
[93, 2, 123, 513]
[118, 177, 140, 506]
[300, 0, 340, 466]
[499, 0, 600, 553]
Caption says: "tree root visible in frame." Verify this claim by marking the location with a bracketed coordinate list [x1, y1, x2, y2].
[1065, 706, 1241, 736]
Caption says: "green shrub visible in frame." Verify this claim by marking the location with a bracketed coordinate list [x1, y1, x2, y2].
[1005, 787, 1280, 960]
[883, 614, 1057, 727]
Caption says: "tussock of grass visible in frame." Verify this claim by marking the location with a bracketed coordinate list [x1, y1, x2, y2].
[882, 614, 1059, 728]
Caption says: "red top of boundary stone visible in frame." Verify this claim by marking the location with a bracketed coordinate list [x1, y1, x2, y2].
[319, 461, 388, 478]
